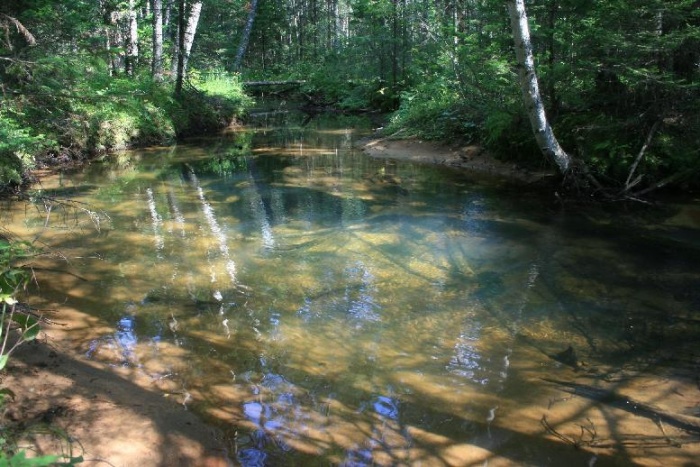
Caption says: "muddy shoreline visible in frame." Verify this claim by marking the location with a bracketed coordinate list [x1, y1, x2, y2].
[3, 334, 231, 466]
[357, 135, 557, 184]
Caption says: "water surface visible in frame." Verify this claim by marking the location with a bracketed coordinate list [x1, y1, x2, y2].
[3, 113, 700, 466]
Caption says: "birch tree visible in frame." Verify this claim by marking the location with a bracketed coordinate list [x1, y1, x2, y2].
[182, 1, 203, 75]
[125, 0, 139, 76]
[506, 0, 571, 174]
[152, 0, 164, 81]
[232, 0, 259, 72]
[175, 0, 202, 95]
[175, 0, 186, 95]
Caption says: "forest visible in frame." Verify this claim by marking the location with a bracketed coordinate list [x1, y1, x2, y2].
[1, 0, 699, 196]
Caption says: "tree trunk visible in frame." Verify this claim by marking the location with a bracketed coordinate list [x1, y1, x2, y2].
[182, 1, 203, 75]
[175, 0, 186, 95]
[233, 0, 259, 72]
[152, 0, 164, 81]
[164, 0, 174, 27]
[507, 0, 571, 174]
[125, 0, 139, 76]
[107, 10, 124, 75]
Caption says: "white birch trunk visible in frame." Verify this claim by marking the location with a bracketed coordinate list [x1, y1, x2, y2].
[507, 0, 571, 174]
[152, 0, 164, 81]
[126, 0, 139, 76]
[233, 0, 259, 71]
[182, 1, 203, 76]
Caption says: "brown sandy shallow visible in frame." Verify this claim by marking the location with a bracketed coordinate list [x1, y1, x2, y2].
[358, 136, 555, 184]
[1, 138, 539, 467]
[5, 140, 695, 466]
[2, 334, 231, 466]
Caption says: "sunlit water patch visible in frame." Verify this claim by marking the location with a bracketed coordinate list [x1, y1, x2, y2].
[3, 113, 700, 466]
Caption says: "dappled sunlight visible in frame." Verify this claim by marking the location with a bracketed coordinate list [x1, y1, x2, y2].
[4, 116, 700, 465]
[253, 146, 339, 157]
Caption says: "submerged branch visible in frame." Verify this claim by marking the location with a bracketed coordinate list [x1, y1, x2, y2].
[543, 378, 700, 434]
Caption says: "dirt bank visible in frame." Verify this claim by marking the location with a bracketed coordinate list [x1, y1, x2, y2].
[1, 333, 231, 466]
[358, 136, 555, 184]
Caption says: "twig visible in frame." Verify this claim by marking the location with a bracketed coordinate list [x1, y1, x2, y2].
[623, 120, 661, 193]
[632, 166, 698, 197]
[541, 415, 579, 447]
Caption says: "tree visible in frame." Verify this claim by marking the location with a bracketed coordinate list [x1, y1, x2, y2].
[233, 0, 260, 72]
[175, 0, 186, 94]
[125, 0, 139, 76]
[152, 0, 164, 81]
[506, 0, 571, 175]
[175, 0, 202, 94]
[182, 1, 203, 76]
[0, 13, 36, 51]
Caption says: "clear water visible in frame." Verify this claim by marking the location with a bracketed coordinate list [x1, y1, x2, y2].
[3, 112, 700, 465]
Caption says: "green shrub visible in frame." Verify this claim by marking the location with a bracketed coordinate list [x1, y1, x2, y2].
[0, 114, 44, 186]
[386, 80, 480, 142]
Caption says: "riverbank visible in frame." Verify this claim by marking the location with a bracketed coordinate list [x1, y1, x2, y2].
[358, 135, 556, 184]
[2, 332, 231, 466]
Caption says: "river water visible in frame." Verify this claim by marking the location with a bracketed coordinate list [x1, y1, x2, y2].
[3, 112, 700, 465]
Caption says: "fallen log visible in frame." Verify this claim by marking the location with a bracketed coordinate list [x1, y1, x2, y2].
[242, 80, 306, 87]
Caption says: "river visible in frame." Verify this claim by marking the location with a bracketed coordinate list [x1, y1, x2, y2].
[2, 111, 700, 466]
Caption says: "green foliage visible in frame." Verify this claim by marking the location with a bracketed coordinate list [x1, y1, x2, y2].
[177, 71, 253, 135]
[0, 55, 251, 192]
[2, 0, 699, 192]
[7, 57, 180, 152]
[0, 237, 41, 369]
[0, 450, 58, 467]
[191, 71, 250, 104]
[387, 87, 473, 141]
[0, 115, 44, 187]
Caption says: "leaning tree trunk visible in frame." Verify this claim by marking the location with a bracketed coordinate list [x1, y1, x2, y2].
[181, 1, 203, 76]
[232, 0, 259, 72]
[507, 0, 571, 174]
[152, 0, 164, 81]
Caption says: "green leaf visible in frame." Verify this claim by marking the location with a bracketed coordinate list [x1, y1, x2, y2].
[22, 325, 40, 342]
[0, 294, 17, 305]
[8, 451, 59, 466]
[0, 355, 8, 371]
[10, 314, 40, 342]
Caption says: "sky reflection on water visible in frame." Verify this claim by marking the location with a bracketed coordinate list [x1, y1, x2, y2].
[5, 113, 700, 466]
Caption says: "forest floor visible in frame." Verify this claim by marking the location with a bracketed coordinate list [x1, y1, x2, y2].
[358, 136, 556, 183]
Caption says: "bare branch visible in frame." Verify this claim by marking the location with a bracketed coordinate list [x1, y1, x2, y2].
[0, 14, 37, 47]
[623, 120, 661, 193]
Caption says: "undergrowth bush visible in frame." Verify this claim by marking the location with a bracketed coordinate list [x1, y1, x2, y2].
[387, 88, 480, 142]
[0, 114, 45, 187]
[0, 59, 251, 190]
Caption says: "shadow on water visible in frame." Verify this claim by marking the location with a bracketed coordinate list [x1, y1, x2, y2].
[4, 112, 700, 465]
